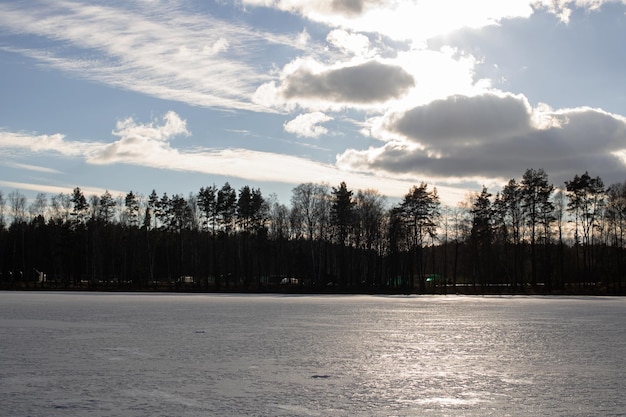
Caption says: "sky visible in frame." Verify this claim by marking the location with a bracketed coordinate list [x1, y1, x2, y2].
[1, 0, 626, 208]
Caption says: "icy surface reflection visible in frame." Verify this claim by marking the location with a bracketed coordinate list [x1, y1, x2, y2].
[1, 293, 624, 416]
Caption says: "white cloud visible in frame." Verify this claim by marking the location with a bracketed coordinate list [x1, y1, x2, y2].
[297, 29, 311, 46]
[88, 112, 189, 164]
[532, 0, 626, 22]
[115, 112, 188, 141]
[206, 38, 230, 55]
[284, 112, 334, 137]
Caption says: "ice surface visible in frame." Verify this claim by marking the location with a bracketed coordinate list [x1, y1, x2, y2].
[1, 293, 624, 416]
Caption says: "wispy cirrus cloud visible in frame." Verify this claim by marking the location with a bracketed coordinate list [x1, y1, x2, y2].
[0, 180, 125, 199]
[0, 1, 305, 112]
[0, 131, 99, 157]
[3, 162, 62, 174]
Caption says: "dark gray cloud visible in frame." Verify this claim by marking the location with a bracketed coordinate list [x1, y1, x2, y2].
[330, 0, 385, 16]
[282, 60, 414, 104]
[390, 94, 532, 146]
[337, 94, 626, 187]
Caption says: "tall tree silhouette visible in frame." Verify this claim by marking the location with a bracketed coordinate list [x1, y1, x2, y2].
[566, 172, 605, 285]
[70, 187, 89, 226]
[470, 187, 493, 289]
[501, 179, 524, 289]
[124, 191, 140, 227]
[291, 183, 330, 285]
[330, 182, 355, 286]
[398, 183, 440, 292]
[354, 189, 386, 288]
[521, 168, 554, 289]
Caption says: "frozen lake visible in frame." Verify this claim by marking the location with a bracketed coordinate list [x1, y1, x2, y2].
[1, 292, 624, 416]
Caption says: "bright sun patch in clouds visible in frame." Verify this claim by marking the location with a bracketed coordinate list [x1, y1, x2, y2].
[243, 0, 537, 43]
[1, 0, 626, 205]
[326, 29, 371, 56]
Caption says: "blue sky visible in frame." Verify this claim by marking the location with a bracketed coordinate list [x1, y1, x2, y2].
[1, 0, 626, 207]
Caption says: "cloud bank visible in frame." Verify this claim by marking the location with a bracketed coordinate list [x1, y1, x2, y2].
[337, 93, 626, 187]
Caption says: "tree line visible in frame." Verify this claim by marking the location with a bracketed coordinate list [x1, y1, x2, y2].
[0, 168, 625, 294]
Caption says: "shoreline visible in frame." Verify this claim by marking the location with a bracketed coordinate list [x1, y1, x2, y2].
[2, 282, 624, 296]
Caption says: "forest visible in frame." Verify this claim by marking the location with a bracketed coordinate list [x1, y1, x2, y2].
[1, 168, 625, 294]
